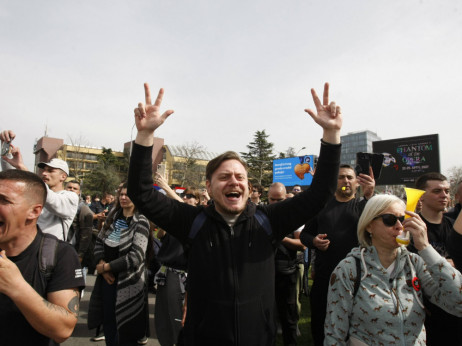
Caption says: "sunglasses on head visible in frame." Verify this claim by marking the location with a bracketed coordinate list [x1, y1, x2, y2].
[183, 193, 196, 199]
[374, 214, 405, 227]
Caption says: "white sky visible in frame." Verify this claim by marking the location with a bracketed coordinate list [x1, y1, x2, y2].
[1, 0, 461, 175]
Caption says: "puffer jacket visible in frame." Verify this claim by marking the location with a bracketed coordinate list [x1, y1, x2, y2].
[324, 246, 462, 346]
[128, 140, 340, 346]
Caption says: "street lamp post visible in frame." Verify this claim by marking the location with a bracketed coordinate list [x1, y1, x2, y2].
[295, 146, 306, 156]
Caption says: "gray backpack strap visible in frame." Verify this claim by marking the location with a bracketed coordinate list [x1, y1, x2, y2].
[39, 234, 59, 281]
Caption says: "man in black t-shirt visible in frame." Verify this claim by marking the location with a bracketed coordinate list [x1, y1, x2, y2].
[0, 170, 85, 346]
[415, 172, 462, 346]
[300, 164, 375, 346]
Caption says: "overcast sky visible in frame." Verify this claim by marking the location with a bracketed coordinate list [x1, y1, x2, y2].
[1, 0, 461, 177]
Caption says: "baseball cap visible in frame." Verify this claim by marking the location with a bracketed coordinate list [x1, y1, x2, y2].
[37, 158, 69, 176]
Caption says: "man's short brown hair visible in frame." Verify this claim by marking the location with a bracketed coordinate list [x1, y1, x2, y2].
[0, 170, 47, 205]
[415, 172, 447, 190]
[206, 151, 248, 181]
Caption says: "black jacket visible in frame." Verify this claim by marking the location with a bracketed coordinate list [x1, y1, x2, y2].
[128, 141, 340, 346]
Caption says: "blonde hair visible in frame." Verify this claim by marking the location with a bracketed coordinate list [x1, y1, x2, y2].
[357, 194, 405, 247]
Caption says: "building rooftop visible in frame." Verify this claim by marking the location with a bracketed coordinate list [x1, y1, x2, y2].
[342, 130, 380, 137]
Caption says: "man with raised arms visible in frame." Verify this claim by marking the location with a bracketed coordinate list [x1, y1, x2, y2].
[128, 82, 342, 345]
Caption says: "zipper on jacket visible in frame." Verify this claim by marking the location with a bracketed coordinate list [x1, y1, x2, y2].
[390, 282, 406, 344]
[229, 225, 240, 346]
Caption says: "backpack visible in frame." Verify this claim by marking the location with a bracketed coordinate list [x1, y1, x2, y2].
[38, 233, 59, 282]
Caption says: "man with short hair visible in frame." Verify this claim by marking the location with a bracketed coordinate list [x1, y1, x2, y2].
[269, 182, 305, 346]
[415, 172, 453, 258]
[127, 82, 342, 345]
[291, 185, 302, 195]
[300, 163, 375, 346]
[36, 158, 79, 240]
[0, 130, 79, 241]
[414, 172, 462, 345]
[250, 183, 264, 205]
[0, 170, 85, 345]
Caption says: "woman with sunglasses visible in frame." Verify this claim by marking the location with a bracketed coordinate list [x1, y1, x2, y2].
[324, 194, 462, 346]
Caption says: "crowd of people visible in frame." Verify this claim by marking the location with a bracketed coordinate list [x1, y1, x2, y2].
[1, 82, 462, 346]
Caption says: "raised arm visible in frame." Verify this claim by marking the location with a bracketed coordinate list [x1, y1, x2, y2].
[266, 83, 342, 239]
[357, 166, 376, 200]
[155, 172, 184, 203]
[1, 130, 29, 171]
[43, 185, 79, 219]
[0, 129, 16, 143]
[1, 144, 28, 171]
[134, 83, 174, 147]
[304, 82, 342, 145]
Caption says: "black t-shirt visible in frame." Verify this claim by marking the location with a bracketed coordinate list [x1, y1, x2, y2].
[416, 214, 454, 259]
[0, 231, 85, 346]
[300, 197, 366, 281]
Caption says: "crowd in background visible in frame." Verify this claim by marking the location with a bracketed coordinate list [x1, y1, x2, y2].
[1, 82, 462, 346]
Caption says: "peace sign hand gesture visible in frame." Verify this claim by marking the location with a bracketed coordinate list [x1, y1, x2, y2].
[134, 83, 174, 146]
[305, 83, 342, 144]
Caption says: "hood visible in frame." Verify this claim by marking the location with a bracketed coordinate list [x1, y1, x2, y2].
[347, 245, 426, 311]
[347, 245, 411, 281]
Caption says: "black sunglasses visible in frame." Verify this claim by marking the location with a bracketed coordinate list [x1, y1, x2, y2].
[183, 193, 196, 199]
[374, 214, 405, 227]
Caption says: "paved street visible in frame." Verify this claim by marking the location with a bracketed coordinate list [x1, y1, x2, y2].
[63, 274, 160, 346]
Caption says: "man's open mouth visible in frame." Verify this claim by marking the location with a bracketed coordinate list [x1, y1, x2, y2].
[225, 192, 241, 199]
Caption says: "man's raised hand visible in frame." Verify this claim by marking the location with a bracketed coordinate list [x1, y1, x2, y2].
[305, 82, 342, 144]
[134, 83, 174, 146]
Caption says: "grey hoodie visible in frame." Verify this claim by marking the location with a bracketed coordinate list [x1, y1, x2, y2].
[324, 245, 462, 346]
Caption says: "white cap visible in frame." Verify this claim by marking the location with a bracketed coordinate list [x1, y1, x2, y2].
[37, 158, 69, 176]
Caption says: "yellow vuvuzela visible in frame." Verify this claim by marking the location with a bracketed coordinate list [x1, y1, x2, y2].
[396, 187, 426, 246]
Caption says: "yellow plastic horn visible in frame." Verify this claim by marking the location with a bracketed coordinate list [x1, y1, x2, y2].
[404, 187, 426, 218]
[396, 187, 426, 246]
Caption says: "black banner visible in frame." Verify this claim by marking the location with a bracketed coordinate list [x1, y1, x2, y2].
[372, 134, 440, 186]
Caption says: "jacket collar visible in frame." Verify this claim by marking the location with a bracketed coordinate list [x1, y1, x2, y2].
[202, 201, 257, 226]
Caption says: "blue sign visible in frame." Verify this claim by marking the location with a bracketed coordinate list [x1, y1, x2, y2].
[272, 155, 316, 186]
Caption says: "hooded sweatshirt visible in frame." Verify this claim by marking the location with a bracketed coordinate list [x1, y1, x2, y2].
[324, 245, 462, 346]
